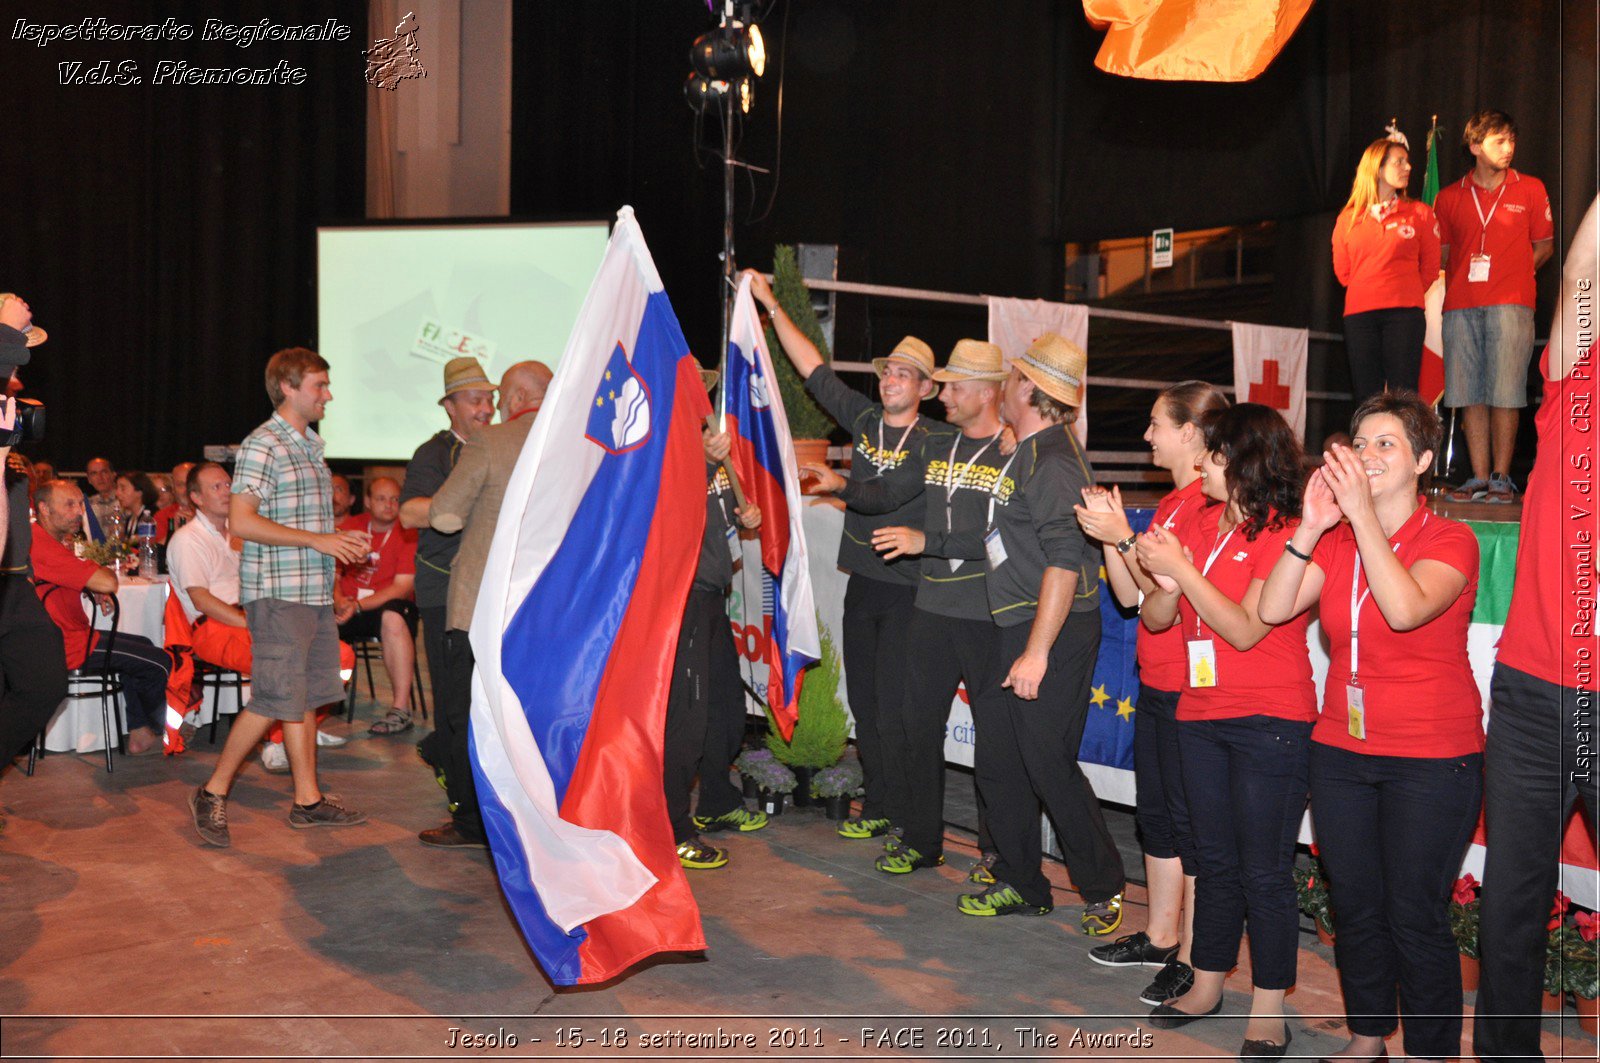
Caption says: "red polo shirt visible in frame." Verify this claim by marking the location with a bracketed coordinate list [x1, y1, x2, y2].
[1332, 198, 1441, 316]
[1174, 505, 1316, 722]
[1137, 478, 1210, 693]
[31, 525, 101, 670]
[1311, 503, 1483, 757]
[336, 513, 417, 600]
[1497, 345, 1600, 689]
[1435, 169, 1554, 312]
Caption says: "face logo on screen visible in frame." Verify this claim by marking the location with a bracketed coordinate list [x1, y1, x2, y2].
[585, 342, 652, 455]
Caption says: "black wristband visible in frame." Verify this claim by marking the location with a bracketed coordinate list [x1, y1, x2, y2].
[1283, 540, 1313, 562]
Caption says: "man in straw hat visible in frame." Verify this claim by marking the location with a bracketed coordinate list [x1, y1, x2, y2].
[744, 268, 939, 844]
[957, 332, 1126, 929]
[807, 339, 1012, 882]
[410, 360, 550, 849]
[399, 357, 497, 761]
[668, 367, 766, 869]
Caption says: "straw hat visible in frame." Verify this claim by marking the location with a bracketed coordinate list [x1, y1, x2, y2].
[439, 356, 497, 404]
[1014, 333, 1087, 407]
[699, 366, 720, 391]
[932, 339, 1007, 383]
[870, 336, 935, 379]
[0, 294, 46, 349]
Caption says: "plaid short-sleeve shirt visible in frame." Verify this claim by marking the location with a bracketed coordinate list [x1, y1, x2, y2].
[232, 412, 335, 605]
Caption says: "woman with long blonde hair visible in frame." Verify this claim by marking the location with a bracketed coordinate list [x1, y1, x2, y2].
[1332, 136, 1440, 404]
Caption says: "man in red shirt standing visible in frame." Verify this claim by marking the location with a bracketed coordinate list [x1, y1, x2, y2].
[1435, 111, 1555, 503]
[1474, 194, 1599, 1063]
[336, 475, 419, 736]
[32, 479, 184, 756]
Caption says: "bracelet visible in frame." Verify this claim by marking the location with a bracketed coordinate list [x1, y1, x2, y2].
[1283, 540, 1313, 562]
[1115, 534, 1138, 555]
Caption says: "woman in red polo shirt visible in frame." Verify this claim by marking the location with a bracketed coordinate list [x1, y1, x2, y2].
[1332, 137, 1442, 404]
[1075, 380, 1229, 1009]
[1259, 390, 1480, 1063]
[1134, 403, 1311, 1061]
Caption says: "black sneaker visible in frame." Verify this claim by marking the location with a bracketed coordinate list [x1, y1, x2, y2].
[1088, 930, 1179, 968]
[1139, 959, 1195, 1006]
[189, 786, 230, 848]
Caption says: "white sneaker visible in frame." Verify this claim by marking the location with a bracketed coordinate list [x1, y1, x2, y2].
[315, 729, 347, 748]
[260, 741, 290, 774]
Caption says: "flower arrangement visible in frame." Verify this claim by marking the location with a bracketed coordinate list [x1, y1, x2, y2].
[1543, 892, 1600, 1001]
[734, 748, 796, 794]
[78, 536, 131, 569]
[810, 760, 864, 799]
[1293, 844, 1334, 937]
[1546, 891, 1576, 997]
[1450, 874, 1481, 959]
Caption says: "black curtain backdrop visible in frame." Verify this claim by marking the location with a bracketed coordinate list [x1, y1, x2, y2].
[512, 0, 1596, 379]
[1, 0, 366, 472]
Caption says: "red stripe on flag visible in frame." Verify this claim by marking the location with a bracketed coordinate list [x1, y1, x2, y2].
[723, 418, 792, 577]
[562, 355, 710, 983]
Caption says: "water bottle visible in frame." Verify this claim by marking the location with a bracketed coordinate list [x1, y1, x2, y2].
[136, 519, 158, 577]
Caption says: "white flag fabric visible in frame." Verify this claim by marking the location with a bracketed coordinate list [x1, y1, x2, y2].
[1231, 322, 1307, 438]
[987, 296, 1090, 445]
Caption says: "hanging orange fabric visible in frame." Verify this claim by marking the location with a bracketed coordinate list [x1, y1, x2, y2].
[1084, 0, 1315, 82]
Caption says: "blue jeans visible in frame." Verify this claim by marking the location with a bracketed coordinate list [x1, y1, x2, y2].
[1442, 304, 1536, 409]
[1179, 715, 1312, 989]
[1309, 742, 1482, 1059]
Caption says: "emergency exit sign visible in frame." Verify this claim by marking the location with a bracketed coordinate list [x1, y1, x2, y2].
[1151, 228, 1174, 269]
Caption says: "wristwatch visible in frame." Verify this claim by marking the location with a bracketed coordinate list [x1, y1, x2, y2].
[1115, 534, 1138, 555]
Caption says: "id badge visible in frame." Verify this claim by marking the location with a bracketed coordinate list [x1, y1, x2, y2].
[1468, 253, 1491, 283]
[726, 525, 741, 564]
[1187, 639, 1217, 688]
[984, 528, 1007, 570]
[1346, 682, 1367, 741]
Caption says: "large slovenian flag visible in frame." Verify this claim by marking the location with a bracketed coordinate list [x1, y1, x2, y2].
[721, 275, 820, 739]
[468, 207, 710, 986]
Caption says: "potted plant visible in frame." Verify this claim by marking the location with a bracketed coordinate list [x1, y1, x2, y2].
[765, 625, 848, 808]
[811, 760, 864, 821]
[1570, 909, 1599, 1034]
[1451, 874, 1482, 991]
[735, 748, 795, 816]
[766, 244, 836, 477]
[1543, 891, 1573, 1012]
[1294, 844, 1334, 946]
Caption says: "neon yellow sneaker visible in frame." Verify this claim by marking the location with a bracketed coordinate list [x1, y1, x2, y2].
[838, 816, 892, 839]
[676, 837, 730, 870]
[957, 883, 1052, 917]
[693, 808, 769, 833]
[1081, 893, 1124, 936]
[874, 847, 943, 874]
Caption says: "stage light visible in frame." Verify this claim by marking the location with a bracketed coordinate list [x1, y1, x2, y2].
[684, 72, 729, 113]
[690, 21, 764, 81]
[737, 77, 754, 113]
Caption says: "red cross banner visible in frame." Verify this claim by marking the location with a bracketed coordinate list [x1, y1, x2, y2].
[1230, 322, 1307, 438]
[987, 296, 1090, 446]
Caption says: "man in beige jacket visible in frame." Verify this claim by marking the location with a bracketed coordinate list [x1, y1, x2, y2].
[413, 360, 552, 849]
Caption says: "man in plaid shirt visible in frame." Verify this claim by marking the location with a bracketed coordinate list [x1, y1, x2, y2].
[189, 347, 374, 847]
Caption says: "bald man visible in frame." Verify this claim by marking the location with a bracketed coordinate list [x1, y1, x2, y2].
[336, 475, 419, 735]
[410, 360, 551, 848]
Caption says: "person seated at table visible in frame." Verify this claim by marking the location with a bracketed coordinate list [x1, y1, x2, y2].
[31, 479, 186, 757]
[113, 471, 160, 539]
[330, 473, 355, 522]
[169, 462, 354, 771]
[83, 456, 118, 541]
[29, 457, 55, 490]
[152, 462, 196, 545]
[335, 475, 419, 736]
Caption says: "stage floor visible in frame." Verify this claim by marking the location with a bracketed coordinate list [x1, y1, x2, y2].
[1, 685, 1590, 1060]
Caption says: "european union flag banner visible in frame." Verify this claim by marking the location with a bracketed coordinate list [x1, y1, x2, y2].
[1077, 507, 1154, 772]
[722, 275, 820, 739]
[468, 207, 710, 986]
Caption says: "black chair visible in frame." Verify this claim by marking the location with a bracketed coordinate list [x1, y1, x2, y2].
[198, 658, 249, 745]
[27, 590, 127, 775]
[344, 635, 429, 723]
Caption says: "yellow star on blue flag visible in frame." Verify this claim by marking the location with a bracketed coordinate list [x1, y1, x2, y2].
[1090, 684, 1110, 709]
[1116, 696, 1136, 720]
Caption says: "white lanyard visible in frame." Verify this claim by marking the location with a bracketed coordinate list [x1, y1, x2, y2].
[1349, 510, 1426, 681]
[873, 416, 918, 474]
[366, 525, 395, 567]
[1193, 523, 1237, 638]
[710, 469, 732, 525]
[1469, 179, 1508, 255]
[1162, 497, 1188, 530]
[947, 430, 1001, 534]
[985, 442, 1028, 532]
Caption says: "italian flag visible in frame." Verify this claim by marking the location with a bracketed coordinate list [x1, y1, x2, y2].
[1418, 119, 1448, 405]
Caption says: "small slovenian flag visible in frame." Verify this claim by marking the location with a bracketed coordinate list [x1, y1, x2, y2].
[468, 207, 710, 986]
[721, 274, 820, 739]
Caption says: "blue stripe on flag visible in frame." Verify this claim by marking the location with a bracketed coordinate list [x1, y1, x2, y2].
[1078, 507, 1153, 771]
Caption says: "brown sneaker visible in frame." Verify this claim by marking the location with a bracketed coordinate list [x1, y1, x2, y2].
[189, 786, 230, 847]
[419, 823, 488, 849]
[287, 796, 367, 829]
